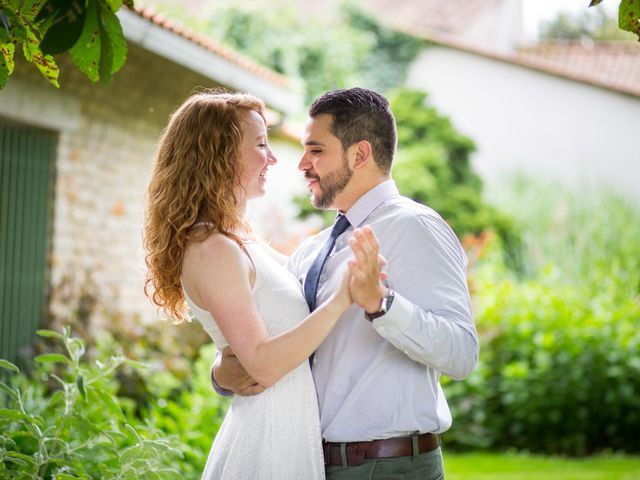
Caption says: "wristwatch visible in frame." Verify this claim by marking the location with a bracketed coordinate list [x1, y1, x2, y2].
[365, 289, 395, 321]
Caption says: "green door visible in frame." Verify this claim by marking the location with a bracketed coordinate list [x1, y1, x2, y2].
[0, 121, 56, 364]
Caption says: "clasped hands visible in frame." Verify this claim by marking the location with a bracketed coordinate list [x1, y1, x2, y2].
[213, 226, 388, 396]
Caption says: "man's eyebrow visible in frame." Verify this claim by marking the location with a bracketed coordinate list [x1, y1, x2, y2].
[304, 140, 325, 146]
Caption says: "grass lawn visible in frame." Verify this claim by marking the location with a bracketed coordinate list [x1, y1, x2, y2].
[443, 452, 640, 480]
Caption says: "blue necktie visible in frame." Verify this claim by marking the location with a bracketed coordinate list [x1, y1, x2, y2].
[303, 214, 351, 311]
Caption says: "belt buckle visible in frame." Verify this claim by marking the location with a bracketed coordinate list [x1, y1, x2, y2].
[347, 445, 365, 466]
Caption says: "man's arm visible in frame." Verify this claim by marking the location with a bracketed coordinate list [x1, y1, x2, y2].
[211, 347, 266, 396]
[351, 214, 479, 380]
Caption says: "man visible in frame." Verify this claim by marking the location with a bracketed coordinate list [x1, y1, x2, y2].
[213, 87, 478, 479]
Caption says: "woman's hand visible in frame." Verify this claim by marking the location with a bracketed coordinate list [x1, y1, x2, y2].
[331, 260, 354, 312]
[347, 226, 388, 313]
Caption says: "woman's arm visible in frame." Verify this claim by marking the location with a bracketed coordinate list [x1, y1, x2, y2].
[183, 233, 367, 388]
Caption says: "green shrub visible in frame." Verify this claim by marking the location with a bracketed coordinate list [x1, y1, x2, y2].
[0, 328, 183, 478]
[142, 344, 230, 480]
[444, 257, 640, 455]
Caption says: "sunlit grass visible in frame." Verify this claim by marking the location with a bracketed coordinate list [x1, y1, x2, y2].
[444, 452, 640, 480]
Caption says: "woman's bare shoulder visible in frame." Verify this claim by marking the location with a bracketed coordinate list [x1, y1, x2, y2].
[183, 233, 250, 285]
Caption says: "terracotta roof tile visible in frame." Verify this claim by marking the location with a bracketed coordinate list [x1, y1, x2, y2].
[131, 5, 290, 89]
[516, 41, 640, 97]
[362, 0, 501, 34]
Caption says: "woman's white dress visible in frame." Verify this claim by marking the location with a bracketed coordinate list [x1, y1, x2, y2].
[183, 242, 325, 480]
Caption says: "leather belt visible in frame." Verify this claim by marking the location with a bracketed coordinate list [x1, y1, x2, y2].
[322, 433, 440, 466]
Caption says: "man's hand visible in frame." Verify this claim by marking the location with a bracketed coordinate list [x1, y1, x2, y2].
[347, 226, 388, 314]
[212, 346, 266, 396]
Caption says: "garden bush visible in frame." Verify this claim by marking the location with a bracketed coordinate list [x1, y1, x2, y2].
[142, 344, 230, 480]
[443, 186, 640, 455]
[444, 269, 640, 455]
[0, 328, 183, 478]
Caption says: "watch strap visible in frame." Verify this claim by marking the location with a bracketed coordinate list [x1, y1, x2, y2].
[365, 289, 395, 321]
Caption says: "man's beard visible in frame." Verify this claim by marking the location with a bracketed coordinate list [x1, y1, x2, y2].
[308, 156, 353, 209]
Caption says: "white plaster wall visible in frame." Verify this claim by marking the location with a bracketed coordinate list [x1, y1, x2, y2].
[458, 0, 525, 54]
[406, 46, 640, 203]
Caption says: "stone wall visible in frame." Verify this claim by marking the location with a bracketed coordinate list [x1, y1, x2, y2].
[1, 45, 306, 326]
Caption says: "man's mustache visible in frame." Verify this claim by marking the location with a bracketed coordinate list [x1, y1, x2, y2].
[304, 172, 320, 181]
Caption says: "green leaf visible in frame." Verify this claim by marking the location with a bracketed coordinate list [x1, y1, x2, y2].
[0, 65, 9, 89]
[71, 411, 103, 434]
[104, 0, 124, 11]
[23, 0, 49, 21]
[53, 474, 82, 480]
[35, 354, 71, 364]
[70, 0, 101, 82]
[0, 381, 19, 402]
[619, 0, 640, 40]
[22, 38, 60, 88]
[76, 374, 86, 399]
[119, 444, 143, 464]
[97, 7, 113, 84]
[122, 358, 148, 369]
[0, 359, 19, 373]
[102, 0, 126, 74]
[0, 408, 43, 425]
[124, 423, 142, 442]
[90, 387, 124, 420]
[40, 0, 87, 55]
[97, 0, 128, 82]
[3, 452, 32, 467]
[46, 389, 65, 410]
[36, 329, 65, 340]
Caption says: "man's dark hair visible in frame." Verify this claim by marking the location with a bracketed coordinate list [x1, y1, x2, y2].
[308, 87, 397, 172]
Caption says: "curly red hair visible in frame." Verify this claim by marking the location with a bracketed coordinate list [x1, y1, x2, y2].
[144, 91, 266, 321]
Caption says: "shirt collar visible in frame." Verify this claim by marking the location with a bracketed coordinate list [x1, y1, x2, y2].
[339, 179, 399, 228]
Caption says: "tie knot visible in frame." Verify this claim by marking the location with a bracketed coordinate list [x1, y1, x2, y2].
[331, 214, 351, 238]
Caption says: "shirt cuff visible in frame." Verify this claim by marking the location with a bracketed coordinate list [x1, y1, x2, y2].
[372, 291, 414, 340]
[212, 379, 234, 397]
[211, 357, 235, 397]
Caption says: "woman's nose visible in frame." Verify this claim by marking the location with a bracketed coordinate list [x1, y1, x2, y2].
[267, 147, 278, 165]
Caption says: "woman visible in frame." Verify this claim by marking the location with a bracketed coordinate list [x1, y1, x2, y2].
[143, 91, 380, 479]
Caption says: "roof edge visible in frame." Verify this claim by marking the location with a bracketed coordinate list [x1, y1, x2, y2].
[394, 24, 640, 99]
[118, 7, 303, 115]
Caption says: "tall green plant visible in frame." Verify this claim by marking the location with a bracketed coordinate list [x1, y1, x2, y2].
[488, 177, 640, 298]
[0, 327, 182, 478]
[444, 185, 640, 454]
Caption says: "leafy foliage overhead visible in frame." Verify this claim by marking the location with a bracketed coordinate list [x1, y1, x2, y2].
[590, 0, 640, 40]
[0, 0, 133, 89]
